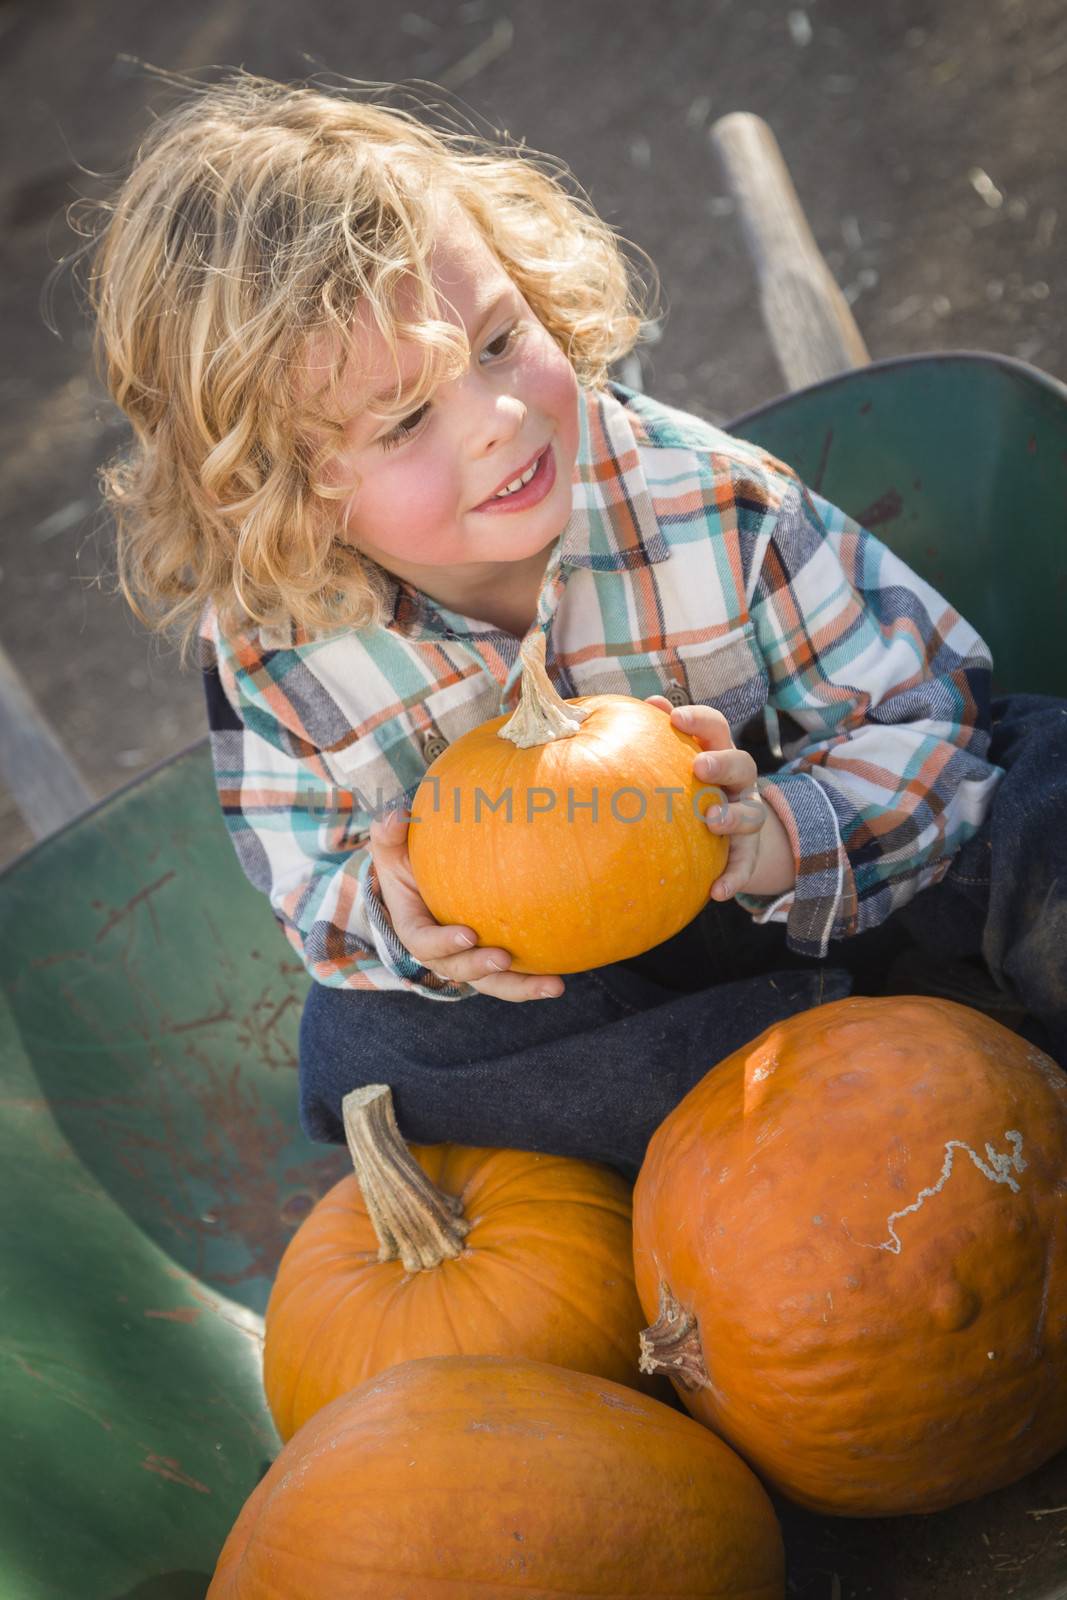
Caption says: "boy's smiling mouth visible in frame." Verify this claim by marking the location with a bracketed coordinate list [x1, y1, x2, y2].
[474, 444, 555, 514]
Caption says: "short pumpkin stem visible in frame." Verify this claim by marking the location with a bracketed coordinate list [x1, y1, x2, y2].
[341, 1085, 470, 1273]
[498, 630, 590, 749]
[638, 1281, 710, 1391]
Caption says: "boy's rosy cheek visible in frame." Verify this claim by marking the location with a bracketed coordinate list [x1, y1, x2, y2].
[527, 342, 580, 446]
[362, 467, 451, 543]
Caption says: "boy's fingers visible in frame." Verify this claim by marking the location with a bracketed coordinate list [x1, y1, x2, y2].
[470, 972, 566, 998]
[420, 956, 564, 1002]
[478, 980, 566, 1003]
[369, 810, 468, 959]
[710, 834, 762, 900]
[404, 917, 485, 966]
[693, 747, 758, 791]
[369, 813, 561, 999]
[369, 806, 411, 858]
[417, 934, 566, 996]
[704, 791, 766, 836]
[645, 695, 732, 751]
[669, 703, 732, 750]
[379, 872, 481, 967]
[469, 972, 566, 1003]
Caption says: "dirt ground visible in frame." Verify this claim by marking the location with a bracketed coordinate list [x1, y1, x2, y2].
[1, 0, 1064, 866]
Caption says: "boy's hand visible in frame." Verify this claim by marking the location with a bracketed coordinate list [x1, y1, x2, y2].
[369, 808, 565, 1002]
[646, 696, 770, 902]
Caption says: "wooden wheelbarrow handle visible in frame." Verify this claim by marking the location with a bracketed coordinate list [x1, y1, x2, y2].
[710, 112, 870, 389]
[0, 640, 92, 841]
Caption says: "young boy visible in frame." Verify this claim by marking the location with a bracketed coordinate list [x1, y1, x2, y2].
[88, 72, 1066, 1177]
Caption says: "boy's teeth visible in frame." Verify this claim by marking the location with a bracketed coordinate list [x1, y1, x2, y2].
[494, 456, 540, 497]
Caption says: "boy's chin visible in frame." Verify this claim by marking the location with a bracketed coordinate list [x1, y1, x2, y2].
[488, 518, 569, 563]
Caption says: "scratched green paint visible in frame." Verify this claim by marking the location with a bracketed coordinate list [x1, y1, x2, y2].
[0, 749, 346, 1598]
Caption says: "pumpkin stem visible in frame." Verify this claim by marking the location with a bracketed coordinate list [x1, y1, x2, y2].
[341, 1085, 470, 1273]
[498, 630, 590, 748]
[637, 1281, 710, 1391]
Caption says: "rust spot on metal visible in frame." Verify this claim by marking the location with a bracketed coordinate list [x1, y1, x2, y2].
[257, 993, 300, 1037]
[140, 1454, 211, 1494]
[144, 1306, 202, 1324]
[12, 870, 335, 1300]
[813, 426, 834, 492]
[279, 1191, 316, 1227]
[10, 1351, 114, 1432]
[163, 1005, 235, 1036]
[855, 489, 904, 528]
[94, 872, 176, 943]
[26, 948, 91, 971]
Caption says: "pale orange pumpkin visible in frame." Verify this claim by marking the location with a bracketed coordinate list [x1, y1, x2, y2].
[263, 1084, 662, 1441]
[210, 1355, 786, 1599]
[633, 995, 1067, 1516]
[407, 632, 727, 974]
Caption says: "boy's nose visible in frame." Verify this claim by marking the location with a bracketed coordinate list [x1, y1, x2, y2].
[464, 391, 527, 457]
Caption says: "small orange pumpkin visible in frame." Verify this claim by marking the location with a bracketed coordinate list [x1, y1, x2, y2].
[263, 1084, 661, 1440]
[633, 996, 1067, 1516]
[210, 1356, 786, 1599]
[408, 632, 727, 973]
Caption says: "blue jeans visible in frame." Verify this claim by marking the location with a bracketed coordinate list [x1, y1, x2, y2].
[299, 695, 1066, 1178]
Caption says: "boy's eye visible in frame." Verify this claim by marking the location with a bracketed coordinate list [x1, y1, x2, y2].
[376, 323, 521, 449]
[481, 324, 520, 362]
[380, 402, 430, 450]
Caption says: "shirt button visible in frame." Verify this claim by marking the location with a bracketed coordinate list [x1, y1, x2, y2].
[422, 733, 449, 763]
[664, 682, 689, 707]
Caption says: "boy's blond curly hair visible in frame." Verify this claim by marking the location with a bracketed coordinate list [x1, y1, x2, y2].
[81, 71, 652, 652]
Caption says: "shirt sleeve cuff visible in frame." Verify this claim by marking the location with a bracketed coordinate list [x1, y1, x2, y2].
[359, 854, 476, 1000]
[734, 772, 855, 958]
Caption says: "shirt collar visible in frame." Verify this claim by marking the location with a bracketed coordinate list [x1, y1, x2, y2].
[557, 382, 672, 571]
[384, 382, 671, 639]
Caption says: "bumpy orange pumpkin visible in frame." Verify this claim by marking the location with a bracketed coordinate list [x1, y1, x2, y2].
[407, 632, 727, 973]
[263, 1085, 661, 1441]
[633, 996, 1067, 1516]
[210, 1356, 786, 1599]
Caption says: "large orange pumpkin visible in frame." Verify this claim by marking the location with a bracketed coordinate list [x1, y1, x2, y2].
[632, 995, 1067, 1516]
[263, 1084, 661, 1440]
[209, 1356, 786, 1599]
[408, 631, 727, 973]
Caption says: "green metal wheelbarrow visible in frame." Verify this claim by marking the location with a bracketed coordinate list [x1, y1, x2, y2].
[2, 118, 1066, 1600]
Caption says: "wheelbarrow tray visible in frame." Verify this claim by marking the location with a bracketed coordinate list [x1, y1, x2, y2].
[730, 351, 1067, 700]
[2, 352, 1066, 1599]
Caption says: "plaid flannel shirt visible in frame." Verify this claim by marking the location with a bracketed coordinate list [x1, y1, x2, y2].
[201, 382, 1001, 1000]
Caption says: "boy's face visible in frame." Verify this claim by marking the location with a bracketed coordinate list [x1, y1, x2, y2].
[314, 206, 581, 602]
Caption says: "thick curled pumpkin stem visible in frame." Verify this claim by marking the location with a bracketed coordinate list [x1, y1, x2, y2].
[498, 630, 590, 749]
[341, 1085, 470, 1273]
[638, 1281, 710, 1391]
